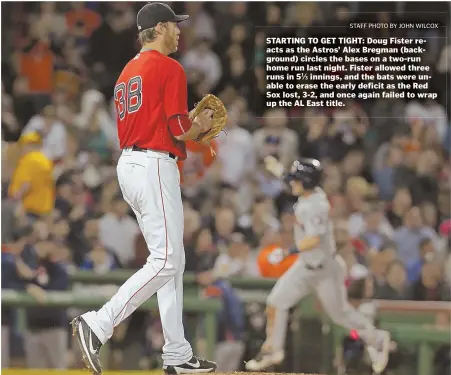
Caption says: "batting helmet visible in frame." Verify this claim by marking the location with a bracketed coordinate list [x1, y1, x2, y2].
[284, 158, 322, 190]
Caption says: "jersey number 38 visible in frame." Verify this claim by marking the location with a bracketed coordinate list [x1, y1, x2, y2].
[114, 76, 143, 121]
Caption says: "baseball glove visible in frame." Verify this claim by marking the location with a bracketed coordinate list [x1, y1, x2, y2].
[189, 94, 227, 147]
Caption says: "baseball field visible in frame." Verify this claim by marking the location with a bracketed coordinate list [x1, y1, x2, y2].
[2, 371, 326, 375]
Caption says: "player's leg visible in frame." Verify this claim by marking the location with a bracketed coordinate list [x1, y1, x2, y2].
[73, 153, 183, 374]
[1, 326, 10, 368]
[114, 192, 197, 369]
[127, 197, 192, 367]
[245, 260, 313, 371]
[45, 327, 69, 369]
[154, 163, 216, 373]
[154, 183, 192, 365]
[24, 330, 47, 368]
[125, 196, 193, 365]
[315, 260, 391, 374]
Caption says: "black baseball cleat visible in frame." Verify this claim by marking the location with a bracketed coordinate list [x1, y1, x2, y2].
[71, 316, 103, 375]
[164, 356, 217, 374]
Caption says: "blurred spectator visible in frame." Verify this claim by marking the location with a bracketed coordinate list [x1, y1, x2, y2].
[8, 132, 55, 219]
[179, 2, 216, 47]
[67, 216, 99, 267]
[195, 227, 218, 276]
[73, 89, 119, 153]
[80, 240, 119, 274]
[183, 208, 202, 272]
[393, 139, 421, 191]
[214, 2, 251, 50]
[358, 203, 393, 252]
[2, 88, 22, 142]
[213, 232, 259, 278]
[409, 149, 441, 205]
[193, 229, 246, 371]
[345, 177, 376, 216]
[54, 41, 85, 100]
[1, 225, 34, 368]
[20, 240, 70, 369]
[253, 108, 299, 169]
[54, 177, 73, 217]
[375, 260, 410, 300]
[325, 106, 367, 162]
[238, 197, 279, 249]
[65, 2, 102, 41]
[439, 219, 451, 255]
[30, 3, 67, 44]
[335, 219, 355, 257]
[385, 188, 412, 229]
[420, 202, 439, 231]
[323, 164, 344, 202]
[405, 99, 448, 143]
[14, 21, 57, 104]
[393, 207, 440, 267]
[50, 217, 70, 244]
[284, 2, 322, 28]
[406, 238, 437, 285]
[253, 157, 285, 200]
[299, 111, 331, 161]
[348, 201, 393, 240]
[86, 3, 137, 98]
[183, 38, 222, 96]
[342, 149, 371, 182]
[23, 105, 67, 162]
[32, 219, 51, 243]
[98, 194, 139, 268]
[213, 207, 237, 253]
[367, 246, 397, 295]
[436, 41, 451, 74]
[216, 107, 256, 213]
[372, 126, 409, 172]
[215, 184, 239, 214]
[372, 144, 404, 201]
[438, 184, 451, 225]
[178, 139, 218, 195]
[1, 198, 21, 244]
[411, 262, 450, 302]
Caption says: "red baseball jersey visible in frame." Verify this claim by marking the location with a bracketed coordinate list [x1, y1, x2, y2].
[114, 49, 191, 160]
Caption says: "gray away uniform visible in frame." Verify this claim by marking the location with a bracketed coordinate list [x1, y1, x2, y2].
[265, 188, 381, 351]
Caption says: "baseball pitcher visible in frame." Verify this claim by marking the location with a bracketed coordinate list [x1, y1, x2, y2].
[245, 157, 391, 374]
[71, 3, 226, 375]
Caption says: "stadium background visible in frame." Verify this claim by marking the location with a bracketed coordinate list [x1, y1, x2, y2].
[1, 1, 450, 375]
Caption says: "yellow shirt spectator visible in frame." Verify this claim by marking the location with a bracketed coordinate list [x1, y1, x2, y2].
[8, 133, 55, 216]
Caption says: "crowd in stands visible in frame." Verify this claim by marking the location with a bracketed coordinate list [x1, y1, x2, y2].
[1, 1, 450, 372]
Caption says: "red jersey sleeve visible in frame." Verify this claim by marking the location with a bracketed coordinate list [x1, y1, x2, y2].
[164, 62, 189, 119]
[168, 115, 192, 137]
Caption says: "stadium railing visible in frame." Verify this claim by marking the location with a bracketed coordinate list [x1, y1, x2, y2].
[1, 289, 221, 366]
[3, 271, 450, 374]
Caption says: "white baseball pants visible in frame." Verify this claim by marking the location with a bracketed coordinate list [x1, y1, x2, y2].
[265, 257, 382, 351]
[82, 148, 193, 365]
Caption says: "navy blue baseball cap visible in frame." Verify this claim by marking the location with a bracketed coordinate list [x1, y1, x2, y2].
[137, 2, 189, 31]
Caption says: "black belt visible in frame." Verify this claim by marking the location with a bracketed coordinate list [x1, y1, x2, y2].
[305, 263, 323, 271]
[304, 253, 336, 271]
[131, 146, 177, 160]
